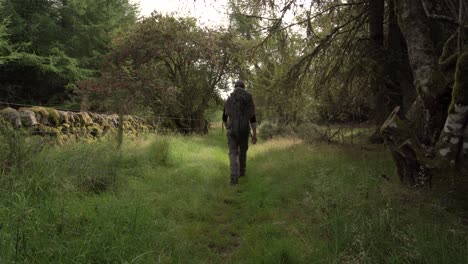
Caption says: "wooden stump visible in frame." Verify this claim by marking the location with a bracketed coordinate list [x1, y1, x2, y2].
[380, 106, 432, 187]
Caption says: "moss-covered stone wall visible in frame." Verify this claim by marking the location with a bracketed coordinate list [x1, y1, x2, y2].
[0, 106, 153, 142]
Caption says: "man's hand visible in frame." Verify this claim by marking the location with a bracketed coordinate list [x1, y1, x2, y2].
[251, 135, 257, 145]
[250, 122, 257, 144]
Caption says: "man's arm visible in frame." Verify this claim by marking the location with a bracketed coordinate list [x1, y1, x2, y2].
[250, 104, 257, 144]
[222, 107, 228, 128]
[250, 119, 257, 144]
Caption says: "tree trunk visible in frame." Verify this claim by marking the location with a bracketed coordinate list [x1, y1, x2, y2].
[369, 0, 387, 123]
[436, 49, 468, 170]
[386, 0, 415, 113]
[394, 0, 451, 146]
[367, 0, 388, 144]
[458, 0, 465, 57]
[382, 48, 468, 186]
[369, 0, 384, 45]
[381, 0, 468, 188]
[381, 106, 432, 187]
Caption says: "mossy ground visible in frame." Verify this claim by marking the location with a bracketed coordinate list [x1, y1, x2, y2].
[0, 127, 466, 263]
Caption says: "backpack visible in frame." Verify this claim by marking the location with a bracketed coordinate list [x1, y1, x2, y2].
[224, 88, 255, 138]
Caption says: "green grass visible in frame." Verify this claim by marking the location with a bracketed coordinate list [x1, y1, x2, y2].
[0, 128, 467, 263]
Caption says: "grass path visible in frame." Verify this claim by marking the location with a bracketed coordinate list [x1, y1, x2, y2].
[0, 129, 467, 263]
[123, 129, 466, 263]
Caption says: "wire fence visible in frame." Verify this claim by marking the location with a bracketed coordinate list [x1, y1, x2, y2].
[29, 127, 210, 135]
[1, 100, 370, 144]
[0, 101, 84, 114]
[0, 100, 215, 137]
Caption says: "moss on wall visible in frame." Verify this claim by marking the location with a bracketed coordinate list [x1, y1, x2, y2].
[0, 106, 153, 143]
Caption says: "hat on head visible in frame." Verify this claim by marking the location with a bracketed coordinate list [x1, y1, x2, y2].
[234, 80, 245, 89]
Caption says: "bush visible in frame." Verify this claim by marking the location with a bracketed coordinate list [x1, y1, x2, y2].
[294, 122, 332, 144]
[259, 121, 285, 141]
[258, 121, 299, 141]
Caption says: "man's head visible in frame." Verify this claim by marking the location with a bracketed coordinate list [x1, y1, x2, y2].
[234, 80, 245, 89]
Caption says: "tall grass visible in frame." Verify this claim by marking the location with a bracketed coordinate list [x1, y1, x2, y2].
[0, 125, 171, 263]
[0, 125, 466, 263]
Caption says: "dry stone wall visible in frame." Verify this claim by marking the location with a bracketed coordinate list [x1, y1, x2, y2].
[0, 106, 152, 142]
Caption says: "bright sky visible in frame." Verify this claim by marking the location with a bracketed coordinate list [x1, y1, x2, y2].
[132, 0, 230, 27]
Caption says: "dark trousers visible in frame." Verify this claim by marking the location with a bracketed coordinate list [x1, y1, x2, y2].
[227, 133, 249, 181]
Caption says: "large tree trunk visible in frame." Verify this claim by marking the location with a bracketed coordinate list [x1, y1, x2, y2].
[382, 48, 468, 186]
[368, 0, 388, 144]
[369, 0, 387, 123]
[386, 0, 415, 113]
[382, 0, 468, 188]
[395, 0, 451, 145]
[369, 0, 384, 45]
[436, 49, 468, 170]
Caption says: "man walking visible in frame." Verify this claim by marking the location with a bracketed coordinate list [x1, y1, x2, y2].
[223, 80, 257, 185]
